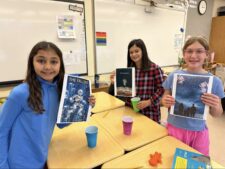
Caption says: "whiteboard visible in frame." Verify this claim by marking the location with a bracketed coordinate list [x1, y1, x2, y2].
[94, 0, 186, 74]
[0, 0, 87, 85]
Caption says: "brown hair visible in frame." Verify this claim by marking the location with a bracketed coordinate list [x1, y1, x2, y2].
[25, 41, 65, 113]
[182, 36, 209, 54]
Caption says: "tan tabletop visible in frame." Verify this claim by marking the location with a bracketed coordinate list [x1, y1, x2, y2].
[92, 106, 168, 151]
[0, 87, 12, 98]
[91, 91, 125, 113]
[102, 136, 224, 169]
[47, 118, 124, 168]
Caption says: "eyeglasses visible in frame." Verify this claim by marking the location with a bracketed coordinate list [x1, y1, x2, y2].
[184, 49, 207, 55]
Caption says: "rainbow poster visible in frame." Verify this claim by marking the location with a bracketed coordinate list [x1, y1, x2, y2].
[96, 32, 107, 46]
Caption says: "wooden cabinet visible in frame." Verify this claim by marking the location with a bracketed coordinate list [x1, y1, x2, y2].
[209, 16, 225, 63]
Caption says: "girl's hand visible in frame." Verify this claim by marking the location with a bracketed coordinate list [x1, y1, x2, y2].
[89, 95, 96, 107]
[136, 100, 151, 110]
[201, 93, 223, 117]
[110, 71, 115, 84]
[161, 95, 175, 108]
[201, 93, 219, 107]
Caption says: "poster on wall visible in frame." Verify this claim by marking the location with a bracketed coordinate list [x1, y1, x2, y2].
[96, 32, 107, 46]
[57, 15, 76, 39]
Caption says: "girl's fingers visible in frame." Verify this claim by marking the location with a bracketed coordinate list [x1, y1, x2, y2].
[201, 94, 219, 107]
[162, 95, 175, 108]
[89, 96, 96, 106]
[137, 100, 150, 109]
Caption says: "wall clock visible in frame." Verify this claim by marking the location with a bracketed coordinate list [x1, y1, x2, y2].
[198, 0, 207, 15]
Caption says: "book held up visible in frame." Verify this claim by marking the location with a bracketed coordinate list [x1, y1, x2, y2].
[57, 74, 92, 123]
[170, 73, 213, 120]
[114, 68, 135, 97]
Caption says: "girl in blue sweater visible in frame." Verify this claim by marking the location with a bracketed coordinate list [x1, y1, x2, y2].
[0, 41, 95, 169]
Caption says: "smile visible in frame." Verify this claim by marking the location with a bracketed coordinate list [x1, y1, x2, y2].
[41, 72, 54, 75]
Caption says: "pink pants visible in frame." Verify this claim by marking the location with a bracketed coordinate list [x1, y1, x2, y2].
[167, 123, 209, 156]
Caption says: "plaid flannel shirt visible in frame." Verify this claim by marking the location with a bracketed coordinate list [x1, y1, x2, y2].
[126, 63, 164, 123]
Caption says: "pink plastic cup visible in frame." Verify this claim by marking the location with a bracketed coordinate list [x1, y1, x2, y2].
[122, 116, 133, 135]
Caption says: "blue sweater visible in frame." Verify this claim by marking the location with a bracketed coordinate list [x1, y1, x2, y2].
[0, 78, 59, 169]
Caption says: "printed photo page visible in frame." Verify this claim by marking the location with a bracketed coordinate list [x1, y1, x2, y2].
[170, 73, 213, 120]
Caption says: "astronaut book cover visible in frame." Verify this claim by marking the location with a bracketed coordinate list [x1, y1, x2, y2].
[57, 74, 91, 123]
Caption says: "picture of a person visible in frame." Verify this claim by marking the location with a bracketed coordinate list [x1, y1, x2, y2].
[178, 103, 184, 115]
[61, 88, 88, 122]
[122, 78, 127, 87]
[189, 103, 197, 117]
[69, 89, 87, 121]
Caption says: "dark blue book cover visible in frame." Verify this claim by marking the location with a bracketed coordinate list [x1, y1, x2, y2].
[114, 68, 135, 97]
[172, 148, 211, 169]
[170, 73, 213, 120]
[57, 74, 91, 123]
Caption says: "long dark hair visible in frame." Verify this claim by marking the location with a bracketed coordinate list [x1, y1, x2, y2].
[127, 39, 152, 70]
[25, 41, 65, 113]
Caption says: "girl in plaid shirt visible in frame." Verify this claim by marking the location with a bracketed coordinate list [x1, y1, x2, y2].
[109, 39, 164, 123]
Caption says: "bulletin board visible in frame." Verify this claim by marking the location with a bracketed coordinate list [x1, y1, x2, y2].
[94, 0, 186, 74]
[0, 0, 87, 86]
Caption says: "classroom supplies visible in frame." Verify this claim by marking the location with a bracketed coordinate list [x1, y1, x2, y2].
[148, 151, 162, 167]
[172, 148, 212, 169]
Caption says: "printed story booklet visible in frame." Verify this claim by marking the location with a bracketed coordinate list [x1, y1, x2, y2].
[57, 74, 92, 123]
[172, 148, 212, 169]
[114, 67, 135, 97]
[170, 73, 213, 120]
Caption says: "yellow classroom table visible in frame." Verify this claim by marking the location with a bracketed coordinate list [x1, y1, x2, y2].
[0, 87, 12, 98]
[47, 118, 124, 168]
[102, 136, 224, 169]
[91, 91, 125, 113]
[92, 106, 168, 151]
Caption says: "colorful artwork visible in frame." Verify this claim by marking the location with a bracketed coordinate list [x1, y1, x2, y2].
[57, 15, 76, 39]
[172, 148, 211, 169]
[96, 32, 107, 46]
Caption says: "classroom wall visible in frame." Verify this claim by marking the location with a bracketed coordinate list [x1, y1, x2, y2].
[0, 0, 220, 97]
[0, 0, 96, 98]
[84, 0, 95, 78]
[185, 0, 213, 40]
[98, 0, 216, 84]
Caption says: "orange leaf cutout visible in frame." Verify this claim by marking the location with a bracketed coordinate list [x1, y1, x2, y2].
[148, 151, 162, 167]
